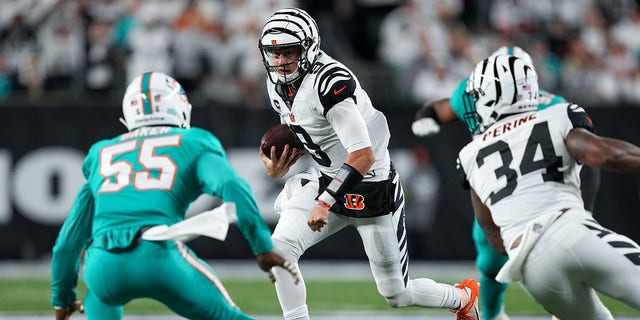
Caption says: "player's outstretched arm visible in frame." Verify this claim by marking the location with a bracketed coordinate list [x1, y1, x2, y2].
[412, 98, 458, 137]
[470, 189, 506, 255]
[566, 128, 640, 172]
[256, 251, 300, 285]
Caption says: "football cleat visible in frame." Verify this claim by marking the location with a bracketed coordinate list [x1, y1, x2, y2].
[450, 278, 480, 320]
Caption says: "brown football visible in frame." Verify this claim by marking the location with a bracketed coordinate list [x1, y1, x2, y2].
[260, 124, 305, 159]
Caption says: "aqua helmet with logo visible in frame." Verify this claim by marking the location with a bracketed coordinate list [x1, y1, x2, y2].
[120, 72, 192, 131]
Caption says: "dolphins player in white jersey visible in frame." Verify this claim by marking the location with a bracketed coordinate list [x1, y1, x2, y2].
[257, 7, 479, 320]
[457, 54, 640, 319]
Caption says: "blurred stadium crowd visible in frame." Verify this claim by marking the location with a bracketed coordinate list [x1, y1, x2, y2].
[1, 0, 640, 108]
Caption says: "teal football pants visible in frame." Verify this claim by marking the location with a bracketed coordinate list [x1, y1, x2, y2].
[473, 219, 509, 320]
[82, 239, 253, 320]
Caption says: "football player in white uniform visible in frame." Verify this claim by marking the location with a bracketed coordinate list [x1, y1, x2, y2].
[411, 45, 601, 320]
[457, 54, 640, 319]
[258, 8, 479, 320]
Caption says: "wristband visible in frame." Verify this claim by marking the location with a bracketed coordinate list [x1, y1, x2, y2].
[415, 104, 441, 124]
[315, 198, 332, 210]
[317, 163, 364, 203]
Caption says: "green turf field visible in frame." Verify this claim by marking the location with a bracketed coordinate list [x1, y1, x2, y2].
[1, 278, 638, 317]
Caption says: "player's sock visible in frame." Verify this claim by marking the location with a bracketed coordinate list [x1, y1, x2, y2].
[282, 305, 309, 320]
[272, 239, 308, 320]
[480, 273, 508, 319]
[386, 278, 464, 309]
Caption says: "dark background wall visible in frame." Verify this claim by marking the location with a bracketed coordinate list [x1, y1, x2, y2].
[1, 105, 639, 261]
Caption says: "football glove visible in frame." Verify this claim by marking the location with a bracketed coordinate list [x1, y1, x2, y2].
[412, 117, 441, 136]
[412, 103, 441, 137]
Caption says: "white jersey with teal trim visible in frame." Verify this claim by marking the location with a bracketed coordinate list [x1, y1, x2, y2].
[457, 103, 593, 246]
[265, 51, 391, 181]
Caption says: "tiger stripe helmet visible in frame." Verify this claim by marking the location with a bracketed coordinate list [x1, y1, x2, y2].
[259, 8, 321, 84]
[463, 55, 539, 133]
[490, 45, 533, 65]
[121, 72, 192, 131]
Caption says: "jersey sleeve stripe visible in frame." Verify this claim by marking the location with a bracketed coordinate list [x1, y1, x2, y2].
[316, 65, 352, 94]
[312, 62, 337, 88]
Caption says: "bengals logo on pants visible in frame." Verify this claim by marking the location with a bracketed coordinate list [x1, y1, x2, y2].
[344, 194, 365, 210]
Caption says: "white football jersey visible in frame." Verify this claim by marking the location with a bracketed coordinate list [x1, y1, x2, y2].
[266, 51, 391, 181]
[457, 103, 595, 246]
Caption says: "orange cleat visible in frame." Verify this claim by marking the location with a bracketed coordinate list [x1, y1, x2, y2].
[450, 278, 480, 320]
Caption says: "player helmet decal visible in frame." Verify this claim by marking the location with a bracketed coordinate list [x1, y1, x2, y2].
[121, 72, 192, 131]
[463, 55, 539, 133]
[259, 8, 321, 84]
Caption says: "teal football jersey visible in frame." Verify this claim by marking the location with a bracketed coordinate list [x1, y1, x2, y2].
[52, 126, 274, 311]
[80, 126, 272, 253]
[450, 78, 568, 134]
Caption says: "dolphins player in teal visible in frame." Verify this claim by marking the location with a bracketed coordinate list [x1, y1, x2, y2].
[51, 71, 299, 320]
[412, 46, 599, 320]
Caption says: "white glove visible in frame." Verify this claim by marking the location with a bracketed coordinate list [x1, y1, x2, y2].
[412, 117, 441, 136]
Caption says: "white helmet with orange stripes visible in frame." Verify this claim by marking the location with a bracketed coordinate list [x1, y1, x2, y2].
[259, 8, 321, 84]
[121, 72, 192, 131]
[464, 55, 539, 133]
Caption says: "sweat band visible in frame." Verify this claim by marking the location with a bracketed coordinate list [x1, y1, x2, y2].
[316, 163, 364, 205]
[415, 103, 441, 124]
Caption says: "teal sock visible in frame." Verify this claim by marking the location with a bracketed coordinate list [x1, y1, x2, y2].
[473, 218, 509, 319]
[480, 273, 508, 319]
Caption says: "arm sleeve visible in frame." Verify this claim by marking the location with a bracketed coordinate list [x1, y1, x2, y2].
[51, 183, 94, 308]
[449, 78, 469, 120]
[196, 151, 273, 255]
[325, 99, 372, 153]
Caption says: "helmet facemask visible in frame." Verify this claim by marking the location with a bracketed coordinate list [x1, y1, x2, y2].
[465, 55, 539, 134]
[259, 8, 321, 85]
[461, 88, 482, 134]
[260, 43, 305, 84]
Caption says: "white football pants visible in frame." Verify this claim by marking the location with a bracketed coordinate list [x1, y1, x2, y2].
[520, 209, 640, 319]
[269, 168, 461, 320]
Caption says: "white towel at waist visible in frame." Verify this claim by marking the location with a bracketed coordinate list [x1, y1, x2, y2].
[496, 209, 567, 283]
[141, 202, 237, 242]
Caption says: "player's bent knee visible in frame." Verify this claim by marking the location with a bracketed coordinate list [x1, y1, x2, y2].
[272, 237, 303, 262]
[376, 279, 407, 307]
[384, 295, 405, 308]
[384, 291, 411, 308]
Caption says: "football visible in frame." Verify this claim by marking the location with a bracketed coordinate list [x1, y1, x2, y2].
[260, 124, 305, 159]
